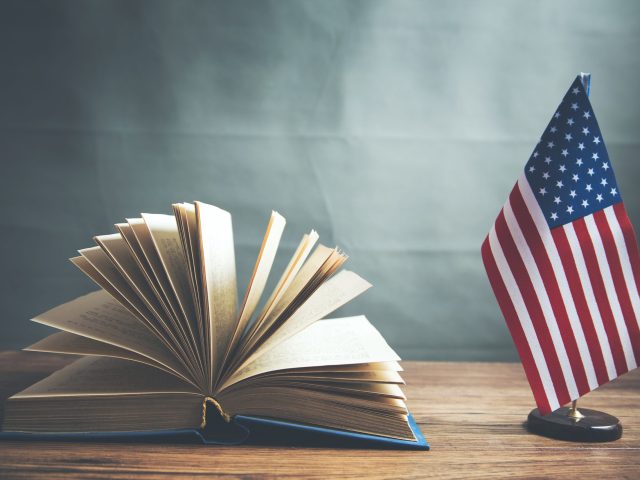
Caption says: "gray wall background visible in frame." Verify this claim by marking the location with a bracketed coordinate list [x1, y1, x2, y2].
[1, 0, 639, 361]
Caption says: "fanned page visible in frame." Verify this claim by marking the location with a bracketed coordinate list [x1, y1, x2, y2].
[4, 200, 416, 443]
[221, 211, 286, 373]
[139, 213, 201, 369]
[194, 202, 238, 390]
[221, 316, 400, 388]
[29, 290, 194, 384]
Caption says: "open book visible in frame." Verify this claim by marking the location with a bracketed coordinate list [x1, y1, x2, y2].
[1, 202, 427, 448]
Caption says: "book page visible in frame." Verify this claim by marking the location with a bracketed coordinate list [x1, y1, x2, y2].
[72, 250, 194, 372]
[12, 356, 200, 398]
[30, 290, 190, 382]
[116, 221, 174, 320]
[94, 233, 169, 334]
[239, 270, 372, 368]
[172, 203, 204, 353]
[220, 316, 400, 390]
[195, 201, 238, 390]
[257, 243, 333, 330]
[229, 231, 317, 372]
[263, 361, 403, 374]
[222, 211, 286, 371]
[127, 218, 197, 368]
[264, 369, 405, 384]
[115, 222, 197, 367]
[71, 255, 131, 309]
[247, 230, 318, 338]
[256, 247, 346, 340]
[237, 243, 337, 359]
[25, 331, 187, 381]
[259, 379, 406, 400]
[77, 247, 161, 334]
[141, 213, 200, 365]
[126, 218, 184, 326]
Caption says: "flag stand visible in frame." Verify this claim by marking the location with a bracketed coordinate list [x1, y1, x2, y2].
[526, 400, 622, 442]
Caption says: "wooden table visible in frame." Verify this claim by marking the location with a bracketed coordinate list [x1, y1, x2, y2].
[0, 351, 639, 479]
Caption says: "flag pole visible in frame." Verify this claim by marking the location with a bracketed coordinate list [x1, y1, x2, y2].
[567, 400, 585, 420]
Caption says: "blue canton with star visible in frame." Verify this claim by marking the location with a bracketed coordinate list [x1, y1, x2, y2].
[524, 76, 621, 229]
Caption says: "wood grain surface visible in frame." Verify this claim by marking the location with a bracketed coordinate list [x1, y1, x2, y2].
[0, 351, 639, 479]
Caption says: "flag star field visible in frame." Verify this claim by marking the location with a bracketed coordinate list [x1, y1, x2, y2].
[525, 77, 620, 227]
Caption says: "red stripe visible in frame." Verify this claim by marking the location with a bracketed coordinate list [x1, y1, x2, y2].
[593, 210, 640, 363]
[572, 218, 628, 375]
[482, 235, 552, 414]
[613, 203, 640, 300]
[494, 210, 571, 406]
[551, 227, 610, 385]
[509, 187, 590, 396]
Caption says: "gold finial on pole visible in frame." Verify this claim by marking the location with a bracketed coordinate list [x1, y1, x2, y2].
[567, 399, 585, 421]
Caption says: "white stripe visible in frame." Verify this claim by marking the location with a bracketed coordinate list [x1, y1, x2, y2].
[503, 198, 579, 400]
[584, 215, 637, 370]
[488, 226, 560, 410]
[518, 177, 598, 390]
[604, 206, 640, 329]
[563, 223, 618, 380]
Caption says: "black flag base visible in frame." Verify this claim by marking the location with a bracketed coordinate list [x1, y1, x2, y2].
[527, 402, 622, 442]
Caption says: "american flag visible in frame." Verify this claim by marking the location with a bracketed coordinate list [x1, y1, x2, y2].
[482, 74, 640, 414]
